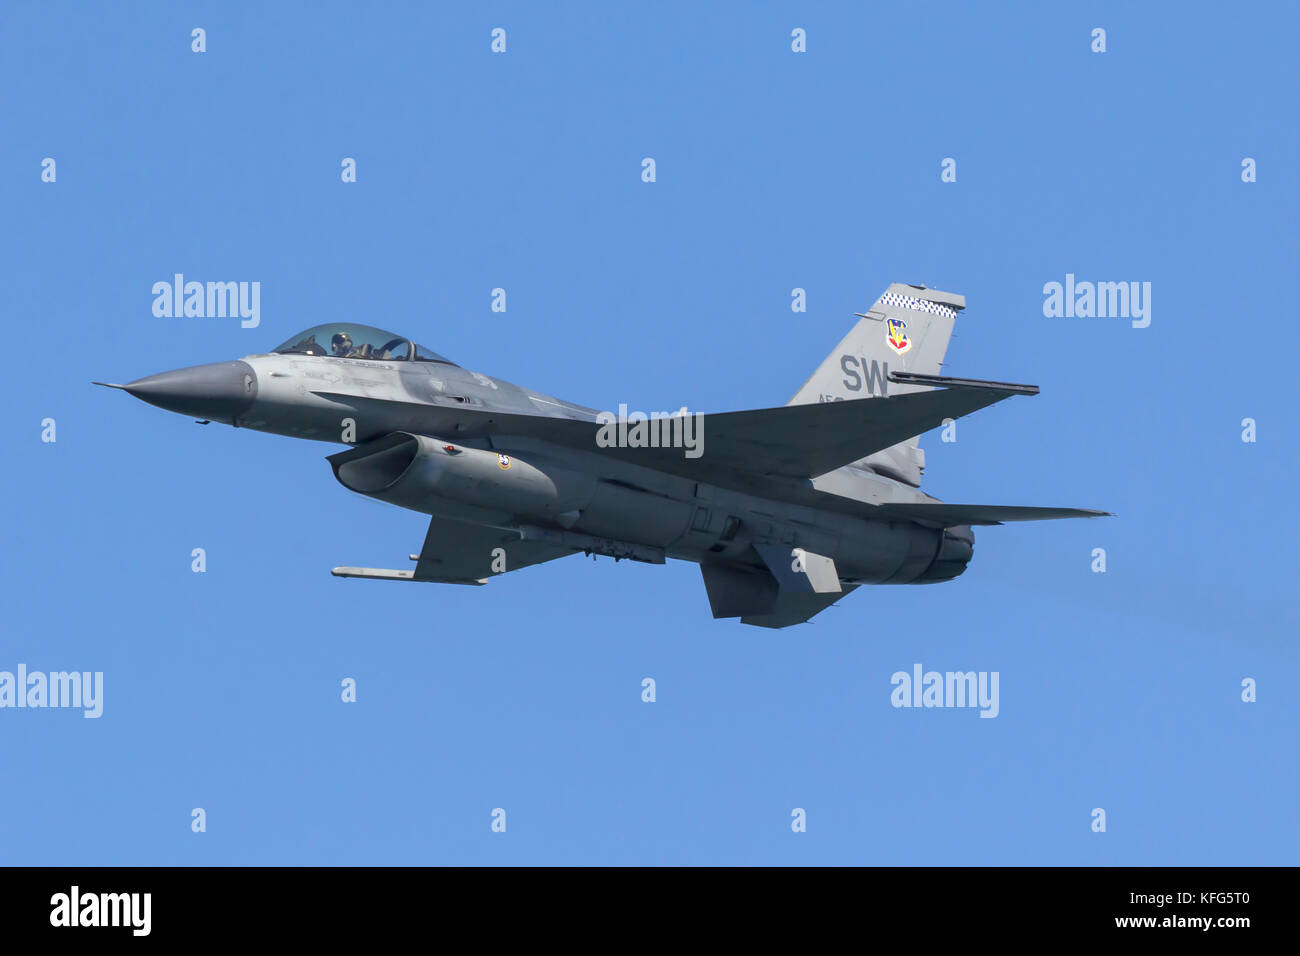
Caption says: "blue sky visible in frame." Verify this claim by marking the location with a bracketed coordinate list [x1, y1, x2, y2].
[2, 1, 1296, 865]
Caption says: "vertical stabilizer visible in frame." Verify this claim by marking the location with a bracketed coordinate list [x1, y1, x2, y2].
[788, 283, 965, 486]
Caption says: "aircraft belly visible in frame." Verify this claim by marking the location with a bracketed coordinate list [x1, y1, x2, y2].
[570, 481, 693, 547]
[665, 498, 955, 587]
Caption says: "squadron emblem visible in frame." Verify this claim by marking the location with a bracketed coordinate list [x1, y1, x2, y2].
[885, 317, 912, 355]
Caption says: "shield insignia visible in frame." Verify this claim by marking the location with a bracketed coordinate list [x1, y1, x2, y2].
[885, 317, 912, 355]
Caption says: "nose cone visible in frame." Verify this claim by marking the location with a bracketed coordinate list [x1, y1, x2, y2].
[123, 360, 257, 423]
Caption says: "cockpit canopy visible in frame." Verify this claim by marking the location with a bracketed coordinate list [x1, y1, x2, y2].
[272, 324, 457, 365]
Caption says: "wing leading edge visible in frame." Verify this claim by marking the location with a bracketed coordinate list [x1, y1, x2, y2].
[860, 503, 1113, 527]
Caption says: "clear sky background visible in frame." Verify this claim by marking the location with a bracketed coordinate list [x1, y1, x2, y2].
[2, 2, 1296, 865]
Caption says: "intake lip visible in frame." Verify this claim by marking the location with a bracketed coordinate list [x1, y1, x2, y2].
[329, 432, 421, 493]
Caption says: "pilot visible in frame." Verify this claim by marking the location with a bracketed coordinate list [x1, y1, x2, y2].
[331, 332, 354, 357]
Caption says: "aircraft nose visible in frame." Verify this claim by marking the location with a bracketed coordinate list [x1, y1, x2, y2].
[123, 360, 258, 423]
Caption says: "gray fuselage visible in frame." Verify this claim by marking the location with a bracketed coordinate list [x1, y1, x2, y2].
[218, 350, 970, 587]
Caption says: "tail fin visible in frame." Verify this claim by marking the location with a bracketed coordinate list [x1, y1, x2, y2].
[788, 283, 965, 486]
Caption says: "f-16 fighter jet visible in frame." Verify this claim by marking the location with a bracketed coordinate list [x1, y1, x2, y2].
[98, 283, 1108, 627]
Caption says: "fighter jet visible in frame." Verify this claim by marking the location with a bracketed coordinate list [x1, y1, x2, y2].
[98, 283, 1108, 627]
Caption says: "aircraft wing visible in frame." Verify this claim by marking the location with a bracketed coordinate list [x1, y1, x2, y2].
[332, 514, 579, 584]
[311, 380, 1027, 482]
[645, 383, 1022, 479]
[859, 503, 1112, 527]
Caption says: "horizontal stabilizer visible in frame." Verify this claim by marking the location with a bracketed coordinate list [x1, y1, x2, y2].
[864, 503, 1113, 527]
[887, 371, 1040, 395]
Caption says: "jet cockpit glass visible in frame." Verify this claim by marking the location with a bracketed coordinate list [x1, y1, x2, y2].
[272, 324, 456, 365]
